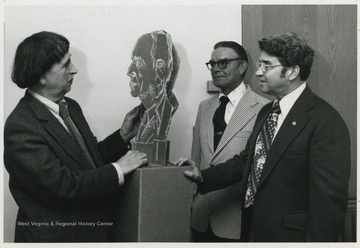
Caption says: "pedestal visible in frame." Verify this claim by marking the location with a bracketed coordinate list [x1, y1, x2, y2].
[109, 165, 192, 242]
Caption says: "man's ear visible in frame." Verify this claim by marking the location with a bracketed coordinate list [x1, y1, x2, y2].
[39, 76, 46, 86]
[289, 65, 300, 81]
[239, 61, 248, 75]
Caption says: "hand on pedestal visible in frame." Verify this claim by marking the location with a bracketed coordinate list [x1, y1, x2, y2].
[176, 158, 203, 183]
[115, 150, 148, 175]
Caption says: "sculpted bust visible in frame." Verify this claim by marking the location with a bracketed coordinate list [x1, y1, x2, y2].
[127, 30, 180, 165]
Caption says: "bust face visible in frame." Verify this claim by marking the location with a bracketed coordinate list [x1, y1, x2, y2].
[127, 31, 179, 110]
[127, 34, 156, 109]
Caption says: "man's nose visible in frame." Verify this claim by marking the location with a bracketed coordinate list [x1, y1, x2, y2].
[211, 66, 221, 74]
[70, 63, 77, 74]
[255, 67, 263, 77]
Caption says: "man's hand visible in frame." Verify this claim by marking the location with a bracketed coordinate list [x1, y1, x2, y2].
[176, 157, 203, 183]
[120, 104, 143, 143]
[115, 150, 148, 175]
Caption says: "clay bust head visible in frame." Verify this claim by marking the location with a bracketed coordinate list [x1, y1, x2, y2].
[127, 30, 179, 109]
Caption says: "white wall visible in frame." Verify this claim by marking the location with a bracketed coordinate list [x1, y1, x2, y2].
[3, 4, 242, 242]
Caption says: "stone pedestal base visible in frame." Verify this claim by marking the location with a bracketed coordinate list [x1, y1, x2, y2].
[109, 165, 192, 242]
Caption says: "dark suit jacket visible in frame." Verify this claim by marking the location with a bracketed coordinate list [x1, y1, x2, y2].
[199, 86, 351, 242]
[4, 91, 129, 242]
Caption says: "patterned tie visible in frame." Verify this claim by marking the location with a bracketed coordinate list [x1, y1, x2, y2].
[213, 96, 230, 151]
[58, 101, 96, 169]
[244, 101, 281, 208]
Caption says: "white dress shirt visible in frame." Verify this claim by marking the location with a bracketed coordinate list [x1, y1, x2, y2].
[274, 82, 307, 138]
[218, 81, 247, 124]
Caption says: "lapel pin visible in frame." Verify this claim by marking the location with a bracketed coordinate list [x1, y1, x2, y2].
[292, 121, 297, 126]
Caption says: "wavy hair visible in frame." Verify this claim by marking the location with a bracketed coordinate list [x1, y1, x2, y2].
[258, 32, 314, 81]
[11, 31, 69, 88]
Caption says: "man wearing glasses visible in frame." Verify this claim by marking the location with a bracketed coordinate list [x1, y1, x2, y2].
[179, 33, 350, 242]
[190, 41, 269, 241]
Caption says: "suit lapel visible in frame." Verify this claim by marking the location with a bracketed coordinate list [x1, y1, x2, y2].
[205, 97, 219, 154]
[258, 86, 314, 188]
[45, 121, 93, 170]
[214, 87, 257, 156]
[24, 92, 94, 170]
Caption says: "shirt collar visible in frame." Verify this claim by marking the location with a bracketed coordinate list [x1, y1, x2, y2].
[28, 89, 64, 115]
[278, 82, 307, 118]
[219, 81, 246, 107]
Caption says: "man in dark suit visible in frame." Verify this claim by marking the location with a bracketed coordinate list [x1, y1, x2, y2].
[4, 31, 148, 242]
[177, 32, 351, 242]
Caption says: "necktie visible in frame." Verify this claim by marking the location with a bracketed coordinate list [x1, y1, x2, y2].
[58, 101, 96, 169]
[213, 96, 230, 151]
[244, 101, 281, 208]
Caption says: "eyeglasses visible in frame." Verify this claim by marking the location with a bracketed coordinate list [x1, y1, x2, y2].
[206, 58, 242, 70]
[256, 61, 282, 73]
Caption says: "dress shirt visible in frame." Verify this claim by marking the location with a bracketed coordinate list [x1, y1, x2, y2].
[27, 89, 124, 185]
[218, 82, 247, 124]
[274, 82, 307, 138]
[28, 89, 68, 130]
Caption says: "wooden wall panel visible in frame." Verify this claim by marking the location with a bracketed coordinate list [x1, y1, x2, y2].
[242, 5, 357, 199]
[242, 6, 263, 97]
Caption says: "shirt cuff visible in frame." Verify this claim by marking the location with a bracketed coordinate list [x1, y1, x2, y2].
[112, 162, 125, 185]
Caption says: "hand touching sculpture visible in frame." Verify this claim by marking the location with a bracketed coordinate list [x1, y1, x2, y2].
[120, 104, 143, 143]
